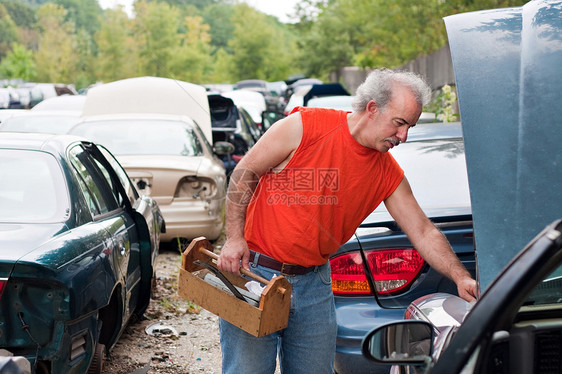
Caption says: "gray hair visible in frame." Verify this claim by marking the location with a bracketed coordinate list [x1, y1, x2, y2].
[351, 68, 432, 113]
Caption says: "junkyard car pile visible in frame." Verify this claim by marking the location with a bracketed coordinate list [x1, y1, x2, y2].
[69, 77, 233, 243]
[0, 77, 239, 374]
[0, 132, 164, 373]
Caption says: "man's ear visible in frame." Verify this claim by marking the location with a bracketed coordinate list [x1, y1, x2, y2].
[366, 100, 378, 117]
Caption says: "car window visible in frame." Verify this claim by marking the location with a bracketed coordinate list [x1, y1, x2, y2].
[239, 108, 262, 142]
[69, 145, 118, 216]
[98, 146, 139, 206]
[70, 120, 203, 157]
[521, 265, 562, 308]
[91, 155, 126, 208]
[191, 120, 215, 155]
[0, 149, 69, 223]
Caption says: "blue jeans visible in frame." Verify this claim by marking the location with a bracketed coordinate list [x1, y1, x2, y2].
[219, 260, 336, 374]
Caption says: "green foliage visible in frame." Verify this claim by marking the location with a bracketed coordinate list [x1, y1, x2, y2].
[34, 3, 78, 83]
[0, 42, 35, 80]
[95, 8, 138, 82]
[168, 15, 212, 83]
[296, 2, 353, 79]
[0, 0, 531, 89]
[52, 0, 102, 36]
[202, 3, 234, 54]
[134, 0, 180, 77]
[0, 1, 36, 27]
[426, 84, 459, 123]
[0, 5, 19, 59]
[227, 4, 297, 82]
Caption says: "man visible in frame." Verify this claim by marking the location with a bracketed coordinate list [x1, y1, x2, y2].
[217, 68, 477, 373]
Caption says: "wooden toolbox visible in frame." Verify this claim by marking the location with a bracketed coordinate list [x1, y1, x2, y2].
[177, 237, 292, 337]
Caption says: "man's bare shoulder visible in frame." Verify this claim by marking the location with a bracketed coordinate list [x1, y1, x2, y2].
[238, 112, 303, 175]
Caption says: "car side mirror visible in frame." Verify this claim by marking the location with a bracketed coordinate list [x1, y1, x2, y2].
[213, 141, 235, 156]
[362, 321, 434, 366]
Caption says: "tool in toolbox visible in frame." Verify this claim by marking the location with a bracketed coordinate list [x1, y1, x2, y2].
[177, 237, 292, 337]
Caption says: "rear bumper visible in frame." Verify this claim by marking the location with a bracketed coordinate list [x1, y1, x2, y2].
[158, 200, 224, 241]
[335, 296, 405, 374]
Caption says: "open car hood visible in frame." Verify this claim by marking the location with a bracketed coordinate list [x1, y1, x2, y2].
[444, 0, 562, 289]
[83, 77, 213, 144]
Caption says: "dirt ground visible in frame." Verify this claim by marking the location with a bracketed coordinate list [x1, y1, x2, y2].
[102, 242, 223, 374]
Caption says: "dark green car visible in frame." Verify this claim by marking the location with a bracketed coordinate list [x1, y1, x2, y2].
[0, 132, 164, 373]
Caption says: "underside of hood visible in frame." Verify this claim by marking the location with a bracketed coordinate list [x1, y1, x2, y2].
[444, 0, 562, 289]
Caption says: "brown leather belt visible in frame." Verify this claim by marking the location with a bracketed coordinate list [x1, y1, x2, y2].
[249, 251, 316, 276]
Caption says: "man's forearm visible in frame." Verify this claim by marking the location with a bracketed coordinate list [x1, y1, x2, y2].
[413, 226, 472, 284]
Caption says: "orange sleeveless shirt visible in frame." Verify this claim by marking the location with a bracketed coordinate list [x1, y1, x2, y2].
[244, 107, 404, 266]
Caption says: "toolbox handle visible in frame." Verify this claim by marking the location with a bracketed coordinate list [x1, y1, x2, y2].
[199, 248, 272, 286]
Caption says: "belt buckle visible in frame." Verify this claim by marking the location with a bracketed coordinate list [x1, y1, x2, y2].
[280, 263, 290, 276]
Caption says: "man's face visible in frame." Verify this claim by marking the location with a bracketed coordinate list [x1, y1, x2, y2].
[364, 85, 422, 153]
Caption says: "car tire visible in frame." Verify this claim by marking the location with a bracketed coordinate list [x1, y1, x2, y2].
[88, 342, 105, 374]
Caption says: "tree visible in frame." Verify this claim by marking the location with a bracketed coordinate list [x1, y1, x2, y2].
[296, 2, 353, 79]
[168, 15, 212, 83]
[95, 7, 139, 82]
[0, 4, 19, 59]
[159, 0, 226, 11]
[53, 0, 102, 36]
[208, 47, 232, 83]
[0, 42, 35, 80]
[134, 0, 180, 77]
[227, 4, 296, 81]
[0, 1, 36, 27]
[202, 3, 234, 54]
[34, 3, 78, 83]
[301, 0, 529, 72]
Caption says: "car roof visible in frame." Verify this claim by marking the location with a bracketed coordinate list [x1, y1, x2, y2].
[82, 77, 212, 144]
[302, 83, 350, 106]
[221, 90, 267, 111]
[306, 95, 354, 111]
[0, 131, 84, 155]
[1, 111, 83, 134]
[31, 95, 86, 112]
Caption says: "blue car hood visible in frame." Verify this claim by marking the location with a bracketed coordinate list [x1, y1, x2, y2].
[0, 223, 68, 266]
[444, 0, 562, 289]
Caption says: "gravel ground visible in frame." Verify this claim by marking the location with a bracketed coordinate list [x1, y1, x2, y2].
[102, 242, 223, 374]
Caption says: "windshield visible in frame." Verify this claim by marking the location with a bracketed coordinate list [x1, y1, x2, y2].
[373, 137, 470, 214]
[71, 119, 203, 157]
[521, 265, 562, 308]
[0, 149, 70, 223]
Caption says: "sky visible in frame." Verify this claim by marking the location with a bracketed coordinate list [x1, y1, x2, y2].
[243, 0, 300, 23]
[98, 0, 300, 23]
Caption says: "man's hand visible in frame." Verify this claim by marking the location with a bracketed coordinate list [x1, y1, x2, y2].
[217, 237, 251, 275]
[456, 276, 478, 302]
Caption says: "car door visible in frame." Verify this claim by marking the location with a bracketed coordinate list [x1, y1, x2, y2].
[88, 143, 158, 317]
[68, 144, 141, 318]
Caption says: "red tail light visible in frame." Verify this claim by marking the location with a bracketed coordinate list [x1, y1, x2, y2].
[330, 248, 425, 296]
[0, 278, 7, 299]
